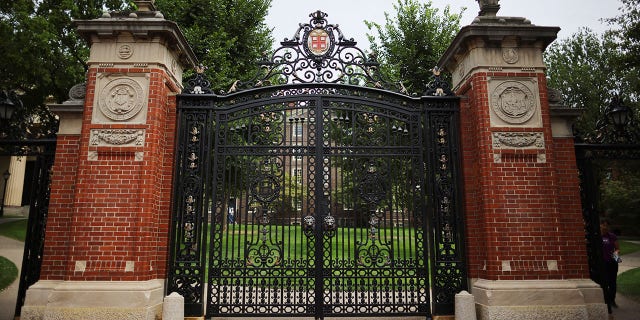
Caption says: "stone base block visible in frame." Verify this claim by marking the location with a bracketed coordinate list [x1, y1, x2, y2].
[471, 278, 607, 320]
[21, 279, 164, 320]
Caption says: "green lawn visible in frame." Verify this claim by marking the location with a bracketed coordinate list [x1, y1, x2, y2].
[0, 219, 27, 241]
[618, 268, 640, 303]
[0, 256, 18, 292]
[619, 240, 640, 256]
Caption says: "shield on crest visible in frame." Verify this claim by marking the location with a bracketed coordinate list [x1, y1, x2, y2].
[307, 29, 330, 56]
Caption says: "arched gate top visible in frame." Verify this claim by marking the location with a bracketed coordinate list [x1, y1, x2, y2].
[183, 10, 453, 98]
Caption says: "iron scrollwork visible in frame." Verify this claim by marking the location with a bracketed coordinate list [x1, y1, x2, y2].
[167, 112, 208, 314]
[221, 10, 410, 94]
[173, 10, 463, 319]
[426, 106, 467, 314]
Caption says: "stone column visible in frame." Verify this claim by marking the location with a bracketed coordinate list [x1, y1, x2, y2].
[21, 2, 197, 319]
[438, 6, 607, 320]
[4, 156, 26, 207]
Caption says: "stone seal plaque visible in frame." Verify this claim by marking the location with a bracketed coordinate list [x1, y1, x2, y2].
[491, 81, 536, 124]
[98, 78, 145, 121]
[117, 44, 134, 59]
[502, 48, 518, 64]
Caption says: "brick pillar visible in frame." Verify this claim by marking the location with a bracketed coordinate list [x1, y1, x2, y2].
[21, 4, 197, 319]
[439, 12, 606, 320]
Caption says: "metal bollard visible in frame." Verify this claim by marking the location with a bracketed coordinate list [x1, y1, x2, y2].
[162, 292, 184, 320]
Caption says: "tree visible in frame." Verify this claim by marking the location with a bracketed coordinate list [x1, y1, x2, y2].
[156, 0, 273, 93]
[0, 0, 274, 137]
[544, 29, 627, 135]
[544, 2, 640, 236]
[0, 0, 131, 138]
[365, 0, 464, 94]
[606, 0, 640, 73]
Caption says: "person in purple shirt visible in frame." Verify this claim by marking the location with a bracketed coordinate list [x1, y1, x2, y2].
[600, 219, 620, 313]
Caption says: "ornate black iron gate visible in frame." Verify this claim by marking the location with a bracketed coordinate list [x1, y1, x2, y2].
[168, 11, 466, 319]
[0, 139, 56, 318]
[574, 95, 640, 307]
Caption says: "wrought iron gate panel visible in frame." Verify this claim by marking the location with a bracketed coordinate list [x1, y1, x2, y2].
[424, 107, 467, 315]
[0, 140, 56, 318]
[199, 94, 429, 317]
[169, 87, 466, 318]
[169, 10, 467, 318]
[168, 111, 210, 315]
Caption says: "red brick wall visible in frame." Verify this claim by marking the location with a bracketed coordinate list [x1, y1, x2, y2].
[41, 135, 81, 279]
[554, 137, 590, 278]
[40, 67, 178, 281]
[458, 71, 589, 280]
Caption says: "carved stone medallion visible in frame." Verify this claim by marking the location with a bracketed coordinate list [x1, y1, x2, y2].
[491, 81, 536, 124]
[98, 78, 145, 121]
[502, 48, 518, 64]
[68, 83, 87, 100]
[117, 44, 134, 59]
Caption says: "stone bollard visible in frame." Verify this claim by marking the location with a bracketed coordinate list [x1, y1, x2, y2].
[455, 290, 477, 320]
[162, 292, 184, 320]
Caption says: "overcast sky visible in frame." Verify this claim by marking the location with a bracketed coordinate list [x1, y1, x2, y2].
[265, 0, 622, 47]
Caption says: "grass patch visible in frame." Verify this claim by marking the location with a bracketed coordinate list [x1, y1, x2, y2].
[0, 256, 18, 292]
[619, 240, 640, 256]
[0, 219, 28, 242]
[618, 268, 640, 303]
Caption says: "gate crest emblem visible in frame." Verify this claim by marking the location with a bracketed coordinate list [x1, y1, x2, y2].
[307, 28, 330, 56]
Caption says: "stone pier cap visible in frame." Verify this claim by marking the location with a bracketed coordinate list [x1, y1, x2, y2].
[438, 17, 560, 74]
[74, 10, 198, 71]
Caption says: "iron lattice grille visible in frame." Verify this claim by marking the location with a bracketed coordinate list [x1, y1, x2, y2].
[170, 9, 464, 318]
[0, 140, 56, 318]
[169, 85, 466, 318]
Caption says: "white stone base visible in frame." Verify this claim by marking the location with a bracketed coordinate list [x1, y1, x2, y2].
[471, 279, 607, 320]
[21, 279, 164, 320]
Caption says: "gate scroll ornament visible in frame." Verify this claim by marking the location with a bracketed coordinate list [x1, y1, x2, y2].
[169, 10, 466, 318]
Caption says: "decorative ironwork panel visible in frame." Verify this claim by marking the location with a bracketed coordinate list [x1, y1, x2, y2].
[423, 100, 467, 315]
[205, 10, 413, 95]
[317, 98, 430, 317]
[2, 140, 56, 318]
[575, 144, 640, 289]
[172, 88, 466, 318]
[173, 10, 466, 319]
[167, 110, 210, 316]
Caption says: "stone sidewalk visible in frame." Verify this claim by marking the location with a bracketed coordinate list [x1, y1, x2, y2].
[611, 241, 640, 320]
[0, 233, 24, 320]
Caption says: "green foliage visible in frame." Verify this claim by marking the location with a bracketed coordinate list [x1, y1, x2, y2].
[544, 1, 640, 136]
[619, 241, 640, 255]
[599, 161, 640, 236]
[618, 267, 640, 303]
[544, 2, 640, 235]
[156, 0, 273, 92]
[0, 0, 132, 138]
[365, 0, 464, 93]
[0, 219, 27, 241]
[544, 30, 627, 135]
[0, 256, 18, 292]
[605, 0, 640, 72]
[1, 0, 273, 133]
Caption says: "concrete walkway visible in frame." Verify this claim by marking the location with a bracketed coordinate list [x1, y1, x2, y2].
[0, 234, 24, 320]
[611, 241, 640, 320]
